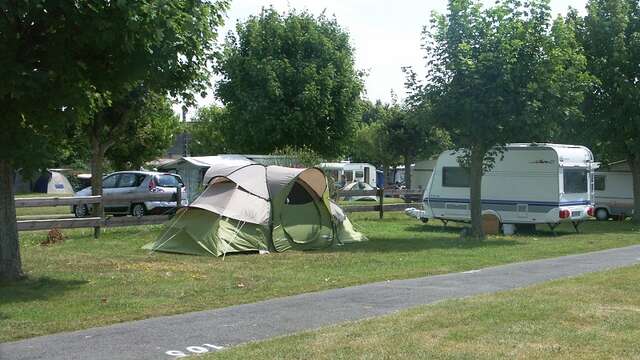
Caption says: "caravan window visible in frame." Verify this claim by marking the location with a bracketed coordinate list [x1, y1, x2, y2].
[345, 171, 354, 183]
[564, 169, 588, 194]
[594, 175, 606, 191]
[442, 167, 469, 188]
[355, 170, 364, 179]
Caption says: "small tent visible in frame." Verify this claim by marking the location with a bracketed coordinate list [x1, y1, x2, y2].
[33, 170, 74, 194]
[145, 164, 365, 256]
[341, 181, 379, 201]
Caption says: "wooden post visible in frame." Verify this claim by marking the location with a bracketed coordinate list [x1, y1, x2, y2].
[378, 187, 384, 219]
[94, 195, 103, 239]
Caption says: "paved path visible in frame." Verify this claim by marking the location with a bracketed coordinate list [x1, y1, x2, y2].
[3, 245, 640, 360]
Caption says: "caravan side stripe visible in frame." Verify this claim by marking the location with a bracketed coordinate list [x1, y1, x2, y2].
[423, 197, 591, 207]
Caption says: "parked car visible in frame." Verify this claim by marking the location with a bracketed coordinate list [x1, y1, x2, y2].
[72, 171, 187, 217]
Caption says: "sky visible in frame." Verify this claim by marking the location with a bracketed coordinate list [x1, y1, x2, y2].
[178, 0, 588, 117]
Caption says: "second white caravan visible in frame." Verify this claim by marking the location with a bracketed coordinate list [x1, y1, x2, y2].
[594, 160, 634, 220]
[414, 143, 598, 229]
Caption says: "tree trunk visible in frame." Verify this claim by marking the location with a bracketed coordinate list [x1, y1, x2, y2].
[391, 165, 398, 186]
[0, 160, 24, 281]
[381, 162, 389, 188]
[403, 155, 413, 190]
[630, 155, 640, 224]
[90, 135, 106, 238]
[469, 149, 485, 240]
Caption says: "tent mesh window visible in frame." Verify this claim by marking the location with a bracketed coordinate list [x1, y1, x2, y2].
[286, 181, 315, 204]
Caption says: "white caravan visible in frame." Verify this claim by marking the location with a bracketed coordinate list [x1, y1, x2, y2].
[319, 162, 377, 188]
[411, 159, 438, 191]
[414, 144, 598, 229]
[594, 160, 634, 220]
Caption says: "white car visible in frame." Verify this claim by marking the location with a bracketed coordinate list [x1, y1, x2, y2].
[72, 171, 187, 217]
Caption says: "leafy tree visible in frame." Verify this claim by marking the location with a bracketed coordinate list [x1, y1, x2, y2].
[349, 99, 448, 188]
[106, 93, 181, 170]
[0, 2, 86, 280]
[419, 0, 590, 239]
[270, 145, 323, 168]
[45, 92, 179, 171]
[216, 8, 364, 158]
[576, 0, 640, 222]
[349, 101, 399, 176]
[0, 0, 228, 280]
[189, 105, 229, 156]
[70, 1, 228, 233]
[383, 104, 449, 190]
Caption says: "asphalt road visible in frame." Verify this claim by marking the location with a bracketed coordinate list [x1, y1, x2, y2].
[3, 245, 640, 360]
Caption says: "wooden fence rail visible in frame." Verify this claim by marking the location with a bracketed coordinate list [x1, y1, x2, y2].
[14, 187, 421, 233]
[335, 188, 423, 219]
[15, 192, 179, 237]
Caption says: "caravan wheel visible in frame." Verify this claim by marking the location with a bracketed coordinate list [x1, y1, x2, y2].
[595, 208, 609, 221]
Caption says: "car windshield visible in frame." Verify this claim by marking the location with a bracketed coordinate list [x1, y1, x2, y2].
[156, 175, 182, 187]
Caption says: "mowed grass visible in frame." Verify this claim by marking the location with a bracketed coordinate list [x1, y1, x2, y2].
[211, 264, 640, 360]
[1, 213, 640, 342]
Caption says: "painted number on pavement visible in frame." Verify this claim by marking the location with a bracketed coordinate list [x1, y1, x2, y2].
[166, 343, 224, 358]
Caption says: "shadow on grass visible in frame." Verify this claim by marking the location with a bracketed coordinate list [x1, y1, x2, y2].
[0, 277, 87, 306]
[404, 224, 465, 234]
[324, 235, 520, 254]
[407, 223, 629, 238]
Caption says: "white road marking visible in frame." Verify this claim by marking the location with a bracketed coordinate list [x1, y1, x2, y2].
[166, 343, 225, 358]
[462, 270, 481, 274]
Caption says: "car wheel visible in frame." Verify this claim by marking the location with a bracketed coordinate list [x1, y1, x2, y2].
[131, 203, 146, 217]
[595, 208, 609, 221]
[420, 218, 429, 224]
[74, 204, 88, 218]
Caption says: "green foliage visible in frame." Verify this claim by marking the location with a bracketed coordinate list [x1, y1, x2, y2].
[384, 105, 449, 164]
[575, 0, 640, 223]
[349, 101, 399, 167]
[106, 93, 180, 170]
[0, 2, 88, 172]
[349, 99, 449, 188]
[45, 93, 179, 171]
[1, 0, 229, 173]
[270, 145, 324, 168]
[216, 8, 364, 157]
[575, 0, 640, 163]
[189, 105, 229, 156]
[422, 0, 590, 168]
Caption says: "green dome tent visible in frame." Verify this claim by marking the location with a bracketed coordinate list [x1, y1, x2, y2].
[144, 164, 365, 256]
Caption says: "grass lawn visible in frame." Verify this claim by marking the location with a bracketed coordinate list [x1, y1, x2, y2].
[211, 264, 640, 359]
[1, 213, 640, 342]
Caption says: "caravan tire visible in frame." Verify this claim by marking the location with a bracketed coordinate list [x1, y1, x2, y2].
[595, 208, 609, 221]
